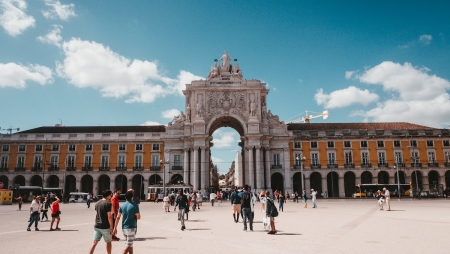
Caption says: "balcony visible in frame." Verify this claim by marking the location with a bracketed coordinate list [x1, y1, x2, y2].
[395, 162, 405, 167]
[172, 166, 183, 170]
[378, 163, 388, 168]
[150, 166, 161, 171]
[0, 167, 9, 172]
[271, 165, 282, 169]
[116, 166, 126, 171]
[361, 163, 372, 168]
[327, 163, 338, 169]
[133, 166, 143, 171]
[48, 165, 59, 171]
[15, 167, 25, 172]
[99, 166, 110, 171]
[344, 163, 355, 168]
[293, 165, 302, 169]
[66, 166, 76, 171]
[411, 162, 422, 168]
[311, 164, 321, 169]
[31, 166, 42, 172]
[82, 166, 93, 171]
[428, 162, 439, 167]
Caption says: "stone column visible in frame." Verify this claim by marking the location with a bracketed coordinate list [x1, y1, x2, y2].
[110, 178, 115, 192]
[305, 175, 311, 194]
[205, 147, 210, 192]
[338, 176, 345, 197]
[255, 146, 262, 191]
[265, 148, 271, 189]
[200, 146, 206, 191]
[183, 149, 189, 185]
[193, 147, 199, 190]
[321, 177, 328, 195]
[76, 175, 82, 192]
[93, 175, 98, 195]
[247, 146, 254, 187]
[283, 148, 292, 193]
[143, 178, 149, 200]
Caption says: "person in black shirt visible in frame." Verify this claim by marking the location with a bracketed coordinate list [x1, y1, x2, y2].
[89, 190, 113, 254]
[176, 190, 188, 231]
[241, 185, 253, 231]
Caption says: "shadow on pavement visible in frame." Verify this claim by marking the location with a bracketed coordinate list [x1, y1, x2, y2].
[187, 228, 210, 231]
[135, 237, 167, 241]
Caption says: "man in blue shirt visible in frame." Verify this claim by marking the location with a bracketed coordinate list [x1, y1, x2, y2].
[230, 187, 241, 223]
[113, 189, 141, 254]
[175, 190, 188, 231]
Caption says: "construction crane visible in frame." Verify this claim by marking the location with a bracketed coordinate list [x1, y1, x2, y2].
[288, 110, 330, 124]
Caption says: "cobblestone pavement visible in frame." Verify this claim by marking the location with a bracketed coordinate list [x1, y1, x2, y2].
[1, 198, 449, 254]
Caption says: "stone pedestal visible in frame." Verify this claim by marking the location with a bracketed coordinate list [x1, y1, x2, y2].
[248, 116, 260, 134]
[193, 119, 205, 134]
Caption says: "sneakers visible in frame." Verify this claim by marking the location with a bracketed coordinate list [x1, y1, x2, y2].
[267, 231, 276, 234]
[27, 228, 31, 231]
[55, 227, 61, 231]
[35, 228, 39, 231]
[181, 226, 185, 231]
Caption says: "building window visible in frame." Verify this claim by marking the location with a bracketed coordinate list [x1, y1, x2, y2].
[311, 153, 319, 166]
[2, 145, 9, 152]
[34, 156, 41, 169]
[67, 156, 75, 168]
[119, 144, 126, 151]
[377, 141, 384, 148]
[327, 141, 335, 148]
[174, 155, 181, 166]
[344, 141, 351, 148]
[68, 144, 76, 151]
[361, 141, 368, 148]
[18, 145, 26, 152]
[102, 144, 109, 151]
[273, 154, 280, 166]
[410, 140, 417, 147]
[86, 144, 93, 151]
[445, 152, 449, 163]
[52, 144, 59, 151]
[152, 144, 160, 151]
[428, 152, 436, 163]
[1, 156, 8, 168]
[411, 151, 419, 163]
[394, 152, 403, 163]
[294, 153, 302, 166]
[311, 142, 318, 148]
[426, 140, 434, 147]
[294, 142, 301, 148]
[362, 152, 369, 166]
[17, 156, 25, 168]
[101, 156, 109, 168]
[378, 152, 386, 165]
[118, 155, 125, 168]
[345, 152, 353, 164]
[35, 145, 42, 152]
[443, 140, 450, 147]
[85, 156, 92, 167]
[136, 144, 143, 151]
[394, 141, 401, 147]
[328, 153, 336, 165]
[135, 155, 142, 168]
[152, 155, 160, 166]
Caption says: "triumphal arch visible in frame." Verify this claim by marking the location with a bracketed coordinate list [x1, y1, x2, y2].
[165, 51, 291, 193]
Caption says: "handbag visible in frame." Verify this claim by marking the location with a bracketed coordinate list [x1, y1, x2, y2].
[263, 217, 271, 230]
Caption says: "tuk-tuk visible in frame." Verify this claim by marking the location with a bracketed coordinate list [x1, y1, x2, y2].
[69, 192, 89, 203]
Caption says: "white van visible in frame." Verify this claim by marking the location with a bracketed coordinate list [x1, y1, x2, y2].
[69, 192, 89, 203]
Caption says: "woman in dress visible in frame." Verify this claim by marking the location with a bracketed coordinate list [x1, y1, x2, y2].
[302, 189, 308, 208]
[259, 190, 266, 212]
[375, 190, 384, 210]
[163, 194, 170, 212]
[265, 191, 277, 234]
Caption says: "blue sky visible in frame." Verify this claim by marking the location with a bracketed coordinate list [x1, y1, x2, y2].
[1, 0, 450, 173]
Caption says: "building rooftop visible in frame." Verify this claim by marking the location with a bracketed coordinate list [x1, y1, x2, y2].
[17, 125, 166, 134]
[287, 122, 435, 131]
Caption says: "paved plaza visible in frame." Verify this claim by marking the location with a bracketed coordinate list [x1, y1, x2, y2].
[1, 198, 449, 254]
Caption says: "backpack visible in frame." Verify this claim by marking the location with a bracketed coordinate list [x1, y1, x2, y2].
[241, 191, 251, 208]
[232, 192, 241, 204]
[269, 199, 278, 217]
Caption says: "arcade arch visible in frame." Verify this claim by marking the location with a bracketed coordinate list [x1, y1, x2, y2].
[344, 171, 355, 197]
[292, 172, 304, 194]
[378, 171, 389, 184]
[309, 172, 322, 195]
[132, 174, 145, 200]
[81, 175, 93, 193]
[98, 175, 110, 195]
[65, 175, 76, 195]
[271, 173, 284, 193]
[428, 170, 440, 185]
[30, 175, 42, 186]
[361, 171, 373, 184]
[149, 174, 162, 185]
[394, 171, 406, 184]
[327, 172, 339, 197]
[0, 175, 9, 189]
[115, 175, 127, 193]
[47, 175, 59, 188]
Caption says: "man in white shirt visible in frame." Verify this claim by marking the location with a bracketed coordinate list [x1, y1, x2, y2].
[383, 188, 391, 211]
[311, 189, 317, 208]
[27, 196, 41, 231]
[210, 192, 217, 206]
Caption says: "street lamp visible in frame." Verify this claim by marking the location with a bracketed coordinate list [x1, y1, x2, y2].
[408, 145, 420, 199]
[161, 159, 170, 196]
[295, 155, 306, 193]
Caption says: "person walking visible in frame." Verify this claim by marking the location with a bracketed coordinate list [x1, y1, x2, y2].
[176, 190, 188, 231]
[163, 194, 170, 212]
[302, 190, 308, 208]
[278, 193, 285, 212]
[190, 191, 197, 211]
[89, 190, 113, 254]
[375, 190, 384, 210]
[285, 191, 290, 203]
[383, 188, 391, 211]
[15, 195, 23, 211]
[197, 191, 203, 209]
[311, 189, 317, 208]
[110, 188, 121, 241]
[113, 190, 141, 254]
[216, 191, 222, 206]
[240, 185, 254, 231]
[259, 190, 266, 212]
[230, 187, 242, 223]
[210, 191, 216, 206]
[50, 196, 61, 231]
[293, 191, 299, 203]
[40, 196, 50, 221]
[265, 191, 277, 234]
[27, 196, 41, 231]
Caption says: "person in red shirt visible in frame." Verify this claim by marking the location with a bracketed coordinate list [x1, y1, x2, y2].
[50, 196, 61, 231]
[110, 188, 121, 241]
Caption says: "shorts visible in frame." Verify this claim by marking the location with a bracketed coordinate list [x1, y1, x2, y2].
[122, 228, 137, 246]
[232, 204, 241, 213]
[93, 228, 112, 242]
[269, 216, 275, 222]
[51, 214, 60, 218]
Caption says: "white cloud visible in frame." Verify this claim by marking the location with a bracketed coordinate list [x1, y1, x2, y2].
[314, 86, 379, 108]
[161, 109, 180, 119]
[174, 71, 204, 96]
[345, 71, 356, 79]
[213, 131, 238, 148]
[0, 0, 35, 36]
[211, 156, 224, 164]
[0, 62, 53, 88]
[56, 38, 201, 103]
[140, 120, 163, 126]
[37, 24, 62, 47]
[42, 0, 76, 21]
[419, 34, 432, 45]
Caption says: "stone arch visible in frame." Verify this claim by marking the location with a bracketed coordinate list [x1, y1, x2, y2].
[361, 171, 372, 184]
[98, 175, 110, 195]
[81, 175, 93, 193]
[292, 172, 304, 195]
[394, 171, 406, 184]
[65, 175, 76, 195]
[428, 170, 440, 185]
[115, 174, 127, 193]
[149, 174, 162, 185]
[170, 174, 184, 184]
[207, 115, 246, 136]
[132, 174, 145, 200]
[327, 171, 339, 197]
[445, 170, 450, 188]
[0, 175, 9, 189]
[411, 170, 423, 191]
[30, 175, 42, 186]
[47, 175, 59, 188]
[309, 172, 322, 195]
[271, 172, 284, 193]
[344, 171, 356, 197]
[378, 171, 389, 184]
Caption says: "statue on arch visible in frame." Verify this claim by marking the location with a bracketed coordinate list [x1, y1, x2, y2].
[250, 100, 257, 116]
[172, 111, 186, 124]
[196, 101, 204, 118]
[219, 50, 232, 72]
[207, 62, 220, 79]
[232, 62, 243, 79]
[186, 104, 191, 122]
